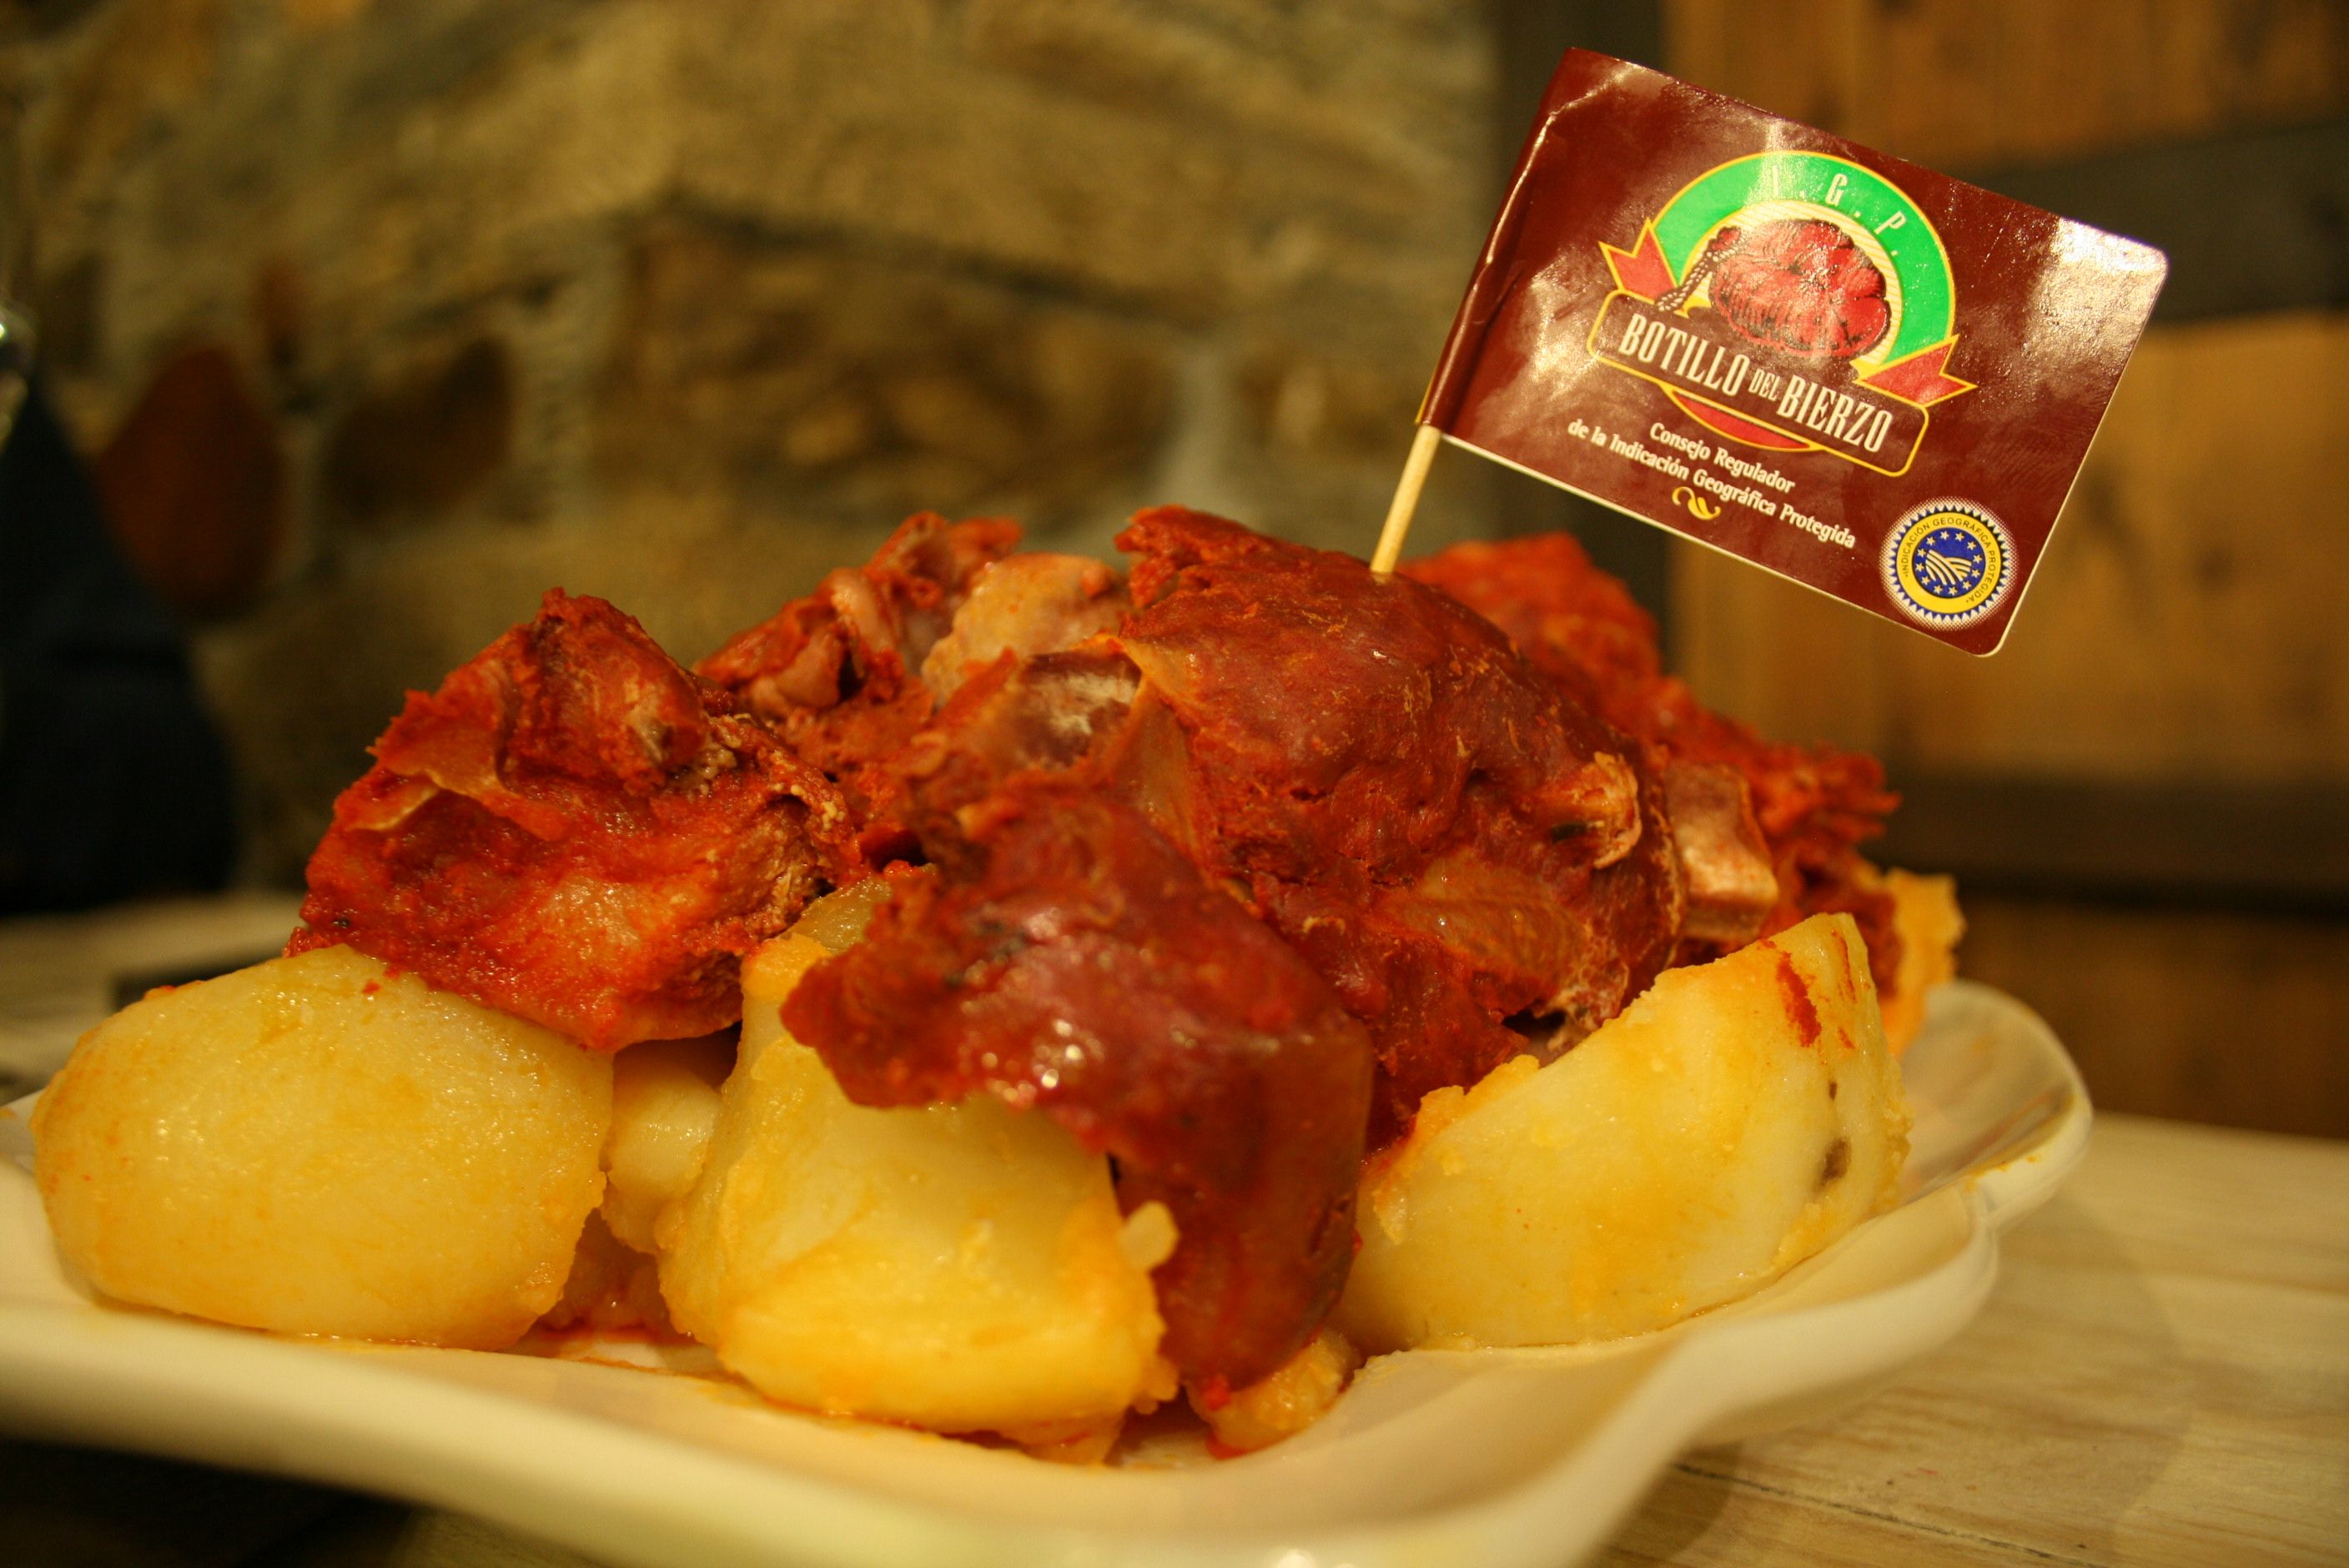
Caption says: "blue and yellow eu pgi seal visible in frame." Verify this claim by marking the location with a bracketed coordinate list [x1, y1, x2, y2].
[1879, 500, 2013, 628]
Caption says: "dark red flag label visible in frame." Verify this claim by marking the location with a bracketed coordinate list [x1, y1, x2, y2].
[1421, 52, 2166, 654]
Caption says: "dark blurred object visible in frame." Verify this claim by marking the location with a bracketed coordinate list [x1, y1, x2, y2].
[0, 1435, 594, 1567]
[0, 1438, 350, 1567]
[0, 298, 28, 450]
[0, 84, 31, 448]
[0, 378, 236, 911]
[94, 341, 288, 621]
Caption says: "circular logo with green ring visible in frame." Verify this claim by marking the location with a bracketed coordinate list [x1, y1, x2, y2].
[1651, 151, 1954, 373]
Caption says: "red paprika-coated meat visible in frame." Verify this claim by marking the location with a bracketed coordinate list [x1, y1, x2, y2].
[291, 591, 851, 1048]
[1107, 510, 1685, 1145]
[1405, 534, 1903, 993]
[782, 778, 1374, 1392]
[697, 511, 1020, 865]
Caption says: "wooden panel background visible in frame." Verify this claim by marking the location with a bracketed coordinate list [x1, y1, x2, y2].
[1664, 0, 2349, 167]
[1647, 0, 2349, 1136]
[1959, 896, 2349, 1142]
[1672, 309, 2348, 783]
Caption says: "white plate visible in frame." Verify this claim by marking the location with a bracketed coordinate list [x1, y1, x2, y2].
[0, 980, 2086, 1568]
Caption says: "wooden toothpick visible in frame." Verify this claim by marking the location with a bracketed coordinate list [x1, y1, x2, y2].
[1371, 423, 1442, 576]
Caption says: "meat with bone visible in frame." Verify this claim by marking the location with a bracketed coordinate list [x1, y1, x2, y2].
[1404, 533, 1902, 992]
[289, 591, 851, 1049]
[697, 511, 1021, 862]
[778, 511, 1889, 1385]
[1102, 510, 1685, 1143]
[781, 778, 1374, 1394]
[803, 510, 1688, 1145]
[919, 550, 1127, 701]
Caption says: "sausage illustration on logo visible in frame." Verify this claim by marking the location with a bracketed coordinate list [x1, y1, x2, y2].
[1587, 152, 1974, 476]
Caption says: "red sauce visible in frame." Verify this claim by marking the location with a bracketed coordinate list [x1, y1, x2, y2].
[1773, 948, 1821, 1047]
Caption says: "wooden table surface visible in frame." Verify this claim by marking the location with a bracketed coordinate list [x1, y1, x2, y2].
[3, 902, 2344, 1565]
[1601, 1113, 2349, 1566]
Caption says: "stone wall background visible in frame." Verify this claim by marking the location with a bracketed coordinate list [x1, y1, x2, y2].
[1, 0, 1499, 881]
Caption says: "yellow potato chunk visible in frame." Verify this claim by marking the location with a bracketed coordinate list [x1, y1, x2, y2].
[1193, 1327, 1363, 1455]
[601, 1034, 732, 1254]
[541, 1210, 669, 1334]
[1336, 913, 1908, 1351]
[1879, 867, 1964, 1054]
[658, 932, 1171, 1434]
[34, 946, 611, 1349]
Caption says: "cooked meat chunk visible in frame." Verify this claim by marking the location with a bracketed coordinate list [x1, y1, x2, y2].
[1105, 509, 1684, 1143]
[898, 644, 1144, 826]
[919, 552, 1128, 701]
[1663, 761, 1781, 945]
[787, 511, 1698, 1379]
[832, 510, 1693, 1145]
[1638, 676, 1901, 987]
[290, 591, 849, 1048]
[782, 779, 1374, 1394]
[1406, 533, 1902, 993]
[1404, 533, 1662, 712]
[697, 512, 1020, 862]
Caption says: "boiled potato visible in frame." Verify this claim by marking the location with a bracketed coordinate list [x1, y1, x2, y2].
[545, 1033, 733, 1334]
[658, 925, 1173, 1434]
[601, 1033, 733, 1254]
[1194, 1328, 1363, 1455]
[1879, 867, 1964, 1054]
[34, 946, 611, 1349]
[541, 1210, 670, 1334]
[1335, 913, 1908, 1351]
